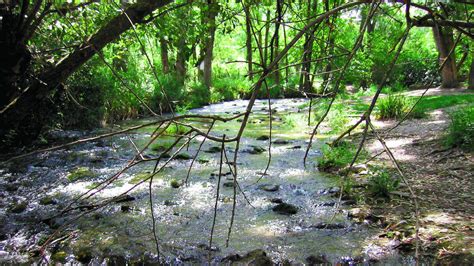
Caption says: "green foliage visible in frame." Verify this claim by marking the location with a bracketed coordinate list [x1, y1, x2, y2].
[376, 94, 411, 120]
[445, 105, 474, 151]
[368, 169, 399, 198]
[281, 113, 306, 129]
[318, 141, 366, 172]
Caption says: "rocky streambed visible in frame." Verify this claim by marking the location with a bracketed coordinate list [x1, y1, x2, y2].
[0, 99, 417, 264]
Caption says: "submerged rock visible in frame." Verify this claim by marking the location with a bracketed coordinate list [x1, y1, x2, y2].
[222, 249, 273, 265]
[8, 201, 27, 213]
[223, 182, 235, 188]
[269, 198, 283, 204]
[259, 184, 279, 192]
[206, 146, 222, 153]
[272, 139, 289, 145]
[256, 135, 270, 141]
[310, 222, 346, 230]
[114, 194, 136, 203]
[170, 179, 181, 188]
[67, 167, 96, 182]
[272, 203, 298, 215]
[247, 146, 266, 154]
[174, 153, 193, 160]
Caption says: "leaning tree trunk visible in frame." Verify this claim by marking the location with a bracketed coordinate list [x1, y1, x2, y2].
[432, 25, 459, 88]
[469, 58, 474, 90]
[0, 0, 172, 149]
[244, 4, 253, 80]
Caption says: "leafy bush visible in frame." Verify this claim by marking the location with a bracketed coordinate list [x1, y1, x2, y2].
[368, 169, 399, 198]
[318, 141, 366, 172]
[376, 94, 411, 120]
[445, 105, 474, 151]
[186, 80, 210, 108]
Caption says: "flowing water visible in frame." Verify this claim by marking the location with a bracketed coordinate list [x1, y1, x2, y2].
[0, 99, 412, 264]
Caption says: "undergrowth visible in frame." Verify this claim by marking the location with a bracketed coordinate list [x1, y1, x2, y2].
[376, 94, 411, 120]
[445, 105, 474, 151]
[368, 168, 400, 198]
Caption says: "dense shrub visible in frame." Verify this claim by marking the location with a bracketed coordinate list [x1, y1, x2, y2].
[376, 94, 411, 120]
[368, 169, 399, 198]
[445, 105, 474, 151]
[318, 141, 366, 172]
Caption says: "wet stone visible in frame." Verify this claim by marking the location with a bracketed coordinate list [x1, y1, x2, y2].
[306, 255, 329, 265]
[259, 184, 280, 192]
[272, 203, 298, 215]
[114, 194, 136, 203]
[120, 205, 132, 212]
[310, 222, 346, 230]
[269, 198, 283, 204]
[222, 249, 272, 265]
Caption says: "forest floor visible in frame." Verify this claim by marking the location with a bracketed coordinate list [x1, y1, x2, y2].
[353, 87, 474, 263]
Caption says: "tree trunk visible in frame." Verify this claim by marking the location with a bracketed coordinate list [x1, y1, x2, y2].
[0, 0, 172, 149]
[160, 38, 170, 74]
[432, 25, 459, 88]
[271, 0, 283, 86]
[202, 1, 218, 88]
[469, 58, 474, 90]
[299, 0, 318, 93]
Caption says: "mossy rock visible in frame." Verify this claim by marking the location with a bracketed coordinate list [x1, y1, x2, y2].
[170, 179, 181, 188]
[272, 203, 298, 215]
[174, 153, 192, 160]
[206, 146, 222, 153]
[8, 201, 27, 213]
[198, 158, 210, 164]
[67, 167, 96, 182]
[51, 251, 68, 263]
[75, 248, 93, 264]
[256, 135, 270, 141]
[248, 146, 266, 154]
[39, 196, 56, 205]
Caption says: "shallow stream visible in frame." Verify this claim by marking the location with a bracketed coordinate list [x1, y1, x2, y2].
[0, 99, 411, 264]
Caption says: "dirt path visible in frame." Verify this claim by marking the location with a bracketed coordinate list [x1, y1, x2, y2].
[362, 87, 474, 262]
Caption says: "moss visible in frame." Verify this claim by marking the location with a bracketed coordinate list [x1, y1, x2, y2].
[51, 251, 67, 263]
[67, 167, 96, 182]
[129, 172, 151, 184]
